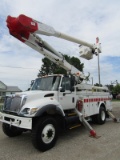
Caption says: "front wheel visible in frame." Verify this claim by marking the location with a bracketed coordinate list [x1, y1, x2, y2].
[32, 116, 58, 152]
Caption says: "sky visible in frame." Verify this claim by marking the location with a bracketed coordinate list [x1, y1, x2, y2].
[0, 0, 120, 91]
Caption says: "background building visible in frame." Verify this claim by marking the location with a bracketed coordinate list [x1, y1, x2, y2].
[0, 81, 22, 97]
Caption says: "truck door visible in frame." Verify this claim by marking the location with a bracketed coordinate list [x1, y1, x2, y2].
[58, 76, 76, 110]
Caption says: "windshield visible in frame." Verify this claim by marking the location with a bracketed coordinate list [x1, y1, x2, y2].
[31, 76, 61, 91]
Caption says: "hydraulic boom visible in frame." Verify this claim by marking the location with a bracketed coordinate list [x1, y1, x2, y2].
[6, 14, 101, 81]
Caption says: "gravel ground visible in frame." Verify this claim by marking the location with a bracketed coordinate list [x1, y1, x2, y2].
[0, 102, 120, 160]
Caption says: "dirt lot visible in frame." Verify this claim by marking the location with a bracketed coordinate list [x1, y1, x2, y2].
[0, 102, 120, 160]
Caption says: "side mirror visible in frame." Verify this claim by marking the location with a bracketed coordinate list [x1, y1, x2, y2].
[31, 80, 35, 87]
[59, 87, 65, 92]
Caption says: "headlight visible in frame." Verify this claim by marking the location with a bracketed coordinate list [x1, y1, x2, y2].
[30, 108, 39, 115]
[22, 108, 30, 114]
[21, 107, 39, 115]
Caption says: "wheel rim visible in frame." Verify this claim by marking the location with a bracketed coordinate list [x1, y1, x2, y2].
[41, 124, 55, 144]
[101, 110, 105, 121]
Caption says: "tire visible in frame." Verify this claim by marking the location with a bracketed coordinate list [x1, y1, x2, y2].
[2, 123, 23, 137]
[92, 106, 106, 125]
[32, 116, 58, 152]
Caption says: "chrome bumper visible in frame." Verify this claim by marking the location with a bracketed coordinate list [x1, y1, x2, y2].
[0, 112, 32, 129]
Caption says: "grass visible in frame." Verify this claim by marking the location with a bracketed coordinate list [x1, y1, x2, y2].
[112, 99, 120, 102]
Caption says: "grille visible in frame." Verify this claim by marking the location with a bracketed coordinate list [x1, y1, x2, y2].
[4, 96, 22, 113]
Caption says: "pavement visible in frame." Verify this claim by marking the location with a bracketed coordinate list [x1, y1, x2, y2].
[0, 102, 120, 160]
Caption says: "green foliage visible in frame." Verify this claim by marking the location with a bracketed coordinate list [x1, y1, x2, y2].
[105, 83, 120, 99]
[38, 55, 84, 76]
[106, 84, 114, 91]
[71, 56, 84, 72]
[106, 83, 120, 94]
[112, 84, 120, 94]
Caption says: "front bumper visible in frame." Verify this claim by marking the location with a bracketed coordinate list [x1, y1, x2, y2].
[0, 112, 32, 130]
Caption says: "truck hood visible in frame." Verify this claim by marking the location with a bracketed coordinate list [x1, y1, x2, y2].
[3, 90, 61, 117]
[15, 90, 57, 103]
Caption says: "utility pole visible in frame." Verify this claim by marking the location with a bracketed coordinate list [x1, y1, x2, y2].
[98, 53, 101, 85]
[96, 37, 101, 86]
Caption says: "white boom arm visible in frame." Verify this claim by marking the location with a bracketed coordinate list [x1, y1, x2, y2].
[35, 21, 101, 60]
[6, 14, 101, 80]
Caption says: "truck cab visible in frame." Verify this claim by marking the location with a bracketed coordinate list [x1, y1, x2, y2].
[31, 75, 76, 110]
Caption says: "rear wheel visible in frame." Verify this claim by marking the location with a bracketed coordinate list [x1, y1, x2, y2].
[92, 106, 106, 125]
[2, 123, 23, 137]
[32, 116, 58, 152]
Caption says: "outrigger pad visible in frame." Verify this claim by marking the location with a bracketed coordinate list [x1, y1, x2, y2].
[89, 129, 101, 139]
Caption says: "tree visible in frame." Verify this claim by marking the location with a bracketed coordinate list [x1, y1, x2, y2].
[106, 82, 120, 99]
[106, 84, 114, 91]
[38, 55, 84, 76]
[112, 84, 120, 94]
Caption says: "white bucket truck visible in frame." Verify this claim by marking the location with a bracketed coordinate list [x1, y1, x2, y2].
[0, 15, 112, 151]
